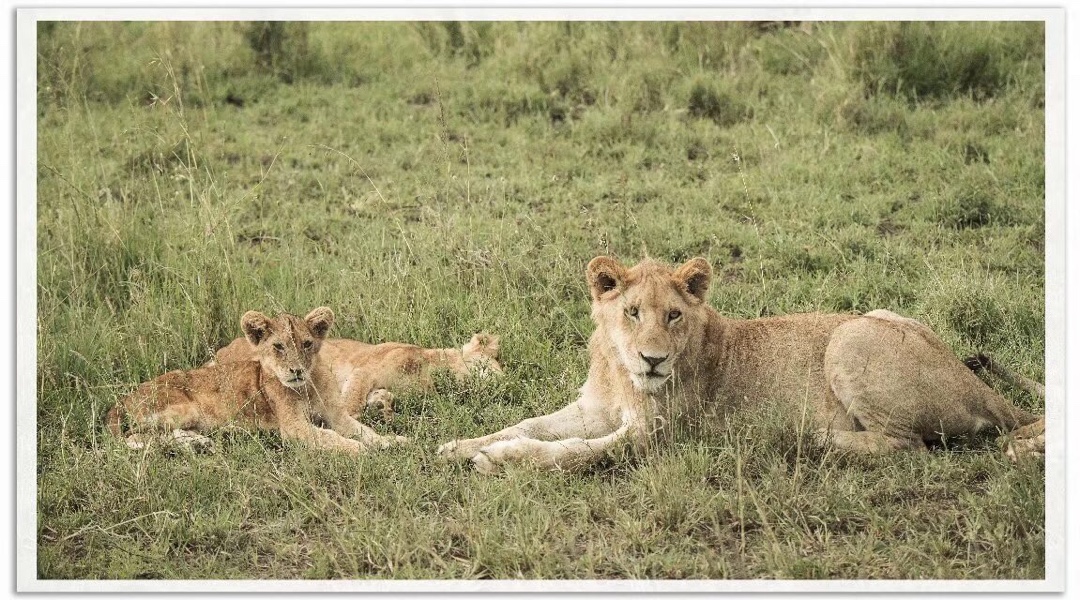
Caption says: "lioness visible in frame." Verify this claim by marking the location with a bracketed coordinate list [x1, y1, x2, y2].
[213, 333, 503, 419]
[106, 307, 407, 454]
[438, 256, 1045, 474]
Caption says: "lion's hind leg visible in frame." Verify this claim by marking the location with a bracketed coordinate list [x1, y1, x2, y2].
[825, 316, 1037, 455]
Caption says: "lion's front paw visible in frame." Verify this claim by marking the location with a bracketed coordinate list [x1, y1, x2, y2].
[436, 440, 462, 460]
[436, 438, 488, 462]
[471, 450, 503, 475]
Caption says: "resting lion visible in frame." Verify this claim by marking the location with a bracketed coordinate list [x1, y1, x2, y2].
[106, 307, 407, 454]
[213, 332, 503, 419]
[437, 256, 1045, 474]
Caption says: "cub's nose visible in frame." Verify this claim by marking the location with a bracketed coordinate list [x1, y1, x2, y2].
[290, 368, 305, 379]
[640, 353, 668, 368]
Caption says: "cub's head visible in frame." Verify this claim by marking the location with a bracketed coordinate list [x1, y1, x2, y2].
[587, 256, 712, 393]
[240, 307, 334, 390]
[461, 333, 504, 378]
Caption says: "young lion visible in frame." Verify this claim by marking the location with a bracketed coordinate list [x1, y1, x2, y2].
[106, 307, 407, 454]
[437, 256, 1045, 474]
[213, 333, 503, 419]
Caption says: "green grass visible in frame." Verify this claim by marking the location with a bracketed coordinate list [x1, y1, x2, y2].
[36, 21, 1046, 580]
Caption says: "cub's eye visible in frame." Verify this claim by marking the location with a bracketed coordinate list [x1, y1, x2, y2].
[625, 306, 639, 319]
[668, 309, 682, 322]
[272, 342, 285, 352]
[302, 340, 314, 350]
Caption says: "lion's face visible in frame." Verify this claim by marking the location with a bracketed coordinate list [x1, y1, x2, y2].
[587, 257, 712, 394]
[241, 307, 334, 390]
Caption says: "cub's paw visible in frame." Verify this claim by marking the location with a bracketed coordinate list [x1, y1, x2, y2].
[172, 429, 215, 453]
[365, 389, 395, 420]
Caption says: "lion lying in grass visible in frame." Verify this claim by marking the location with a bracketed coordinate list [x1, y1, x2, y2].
[213, 332, 503, 419]
[106, 307, 407, 454]
[438, 256, 1045, 474]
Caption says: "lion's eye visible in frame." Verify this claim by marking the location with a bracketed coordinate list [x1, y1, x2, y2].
[272, 342, 285, 353]
[668, 309, 682, 322]
[625, 306, 639, 319]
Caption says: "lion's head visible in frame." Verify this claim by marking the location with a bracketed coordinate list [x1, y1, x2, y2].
[586, 256, 713, 393]
[241, 307, 334, 390]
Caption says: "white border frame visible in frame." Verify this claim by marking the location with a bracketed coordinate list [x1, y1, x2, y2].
[16, 6, 1066, 594]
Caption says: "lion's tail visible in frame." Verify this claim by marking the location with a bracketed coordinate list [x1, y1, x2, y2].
[963, 353, 1045, 400]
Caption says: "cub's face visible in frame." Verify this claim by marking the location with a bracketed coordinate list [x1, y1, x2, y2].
[587, 257, 712, 394]
[461, 333, 504, 378]
[241, 307, 334, 390]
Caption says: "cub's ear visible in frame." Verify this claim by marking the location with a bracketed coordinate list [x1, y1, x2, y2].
[673, 257, 712, 303]
[464, 333, 501, 358]
[586, 256, 628, 302]
[241, 311, 272, 347]
[304, 306, 335, 340]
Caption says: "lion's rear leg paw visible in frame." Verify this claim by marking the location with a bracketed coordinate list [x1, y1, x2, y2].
[820, 429, 924, 454]
[1002, 418, 1045, 463]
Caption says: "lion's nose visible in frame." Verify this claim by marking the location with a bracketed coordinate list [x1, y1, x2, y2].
[640, 353, 668, 368]
[290, 368, 305, 379]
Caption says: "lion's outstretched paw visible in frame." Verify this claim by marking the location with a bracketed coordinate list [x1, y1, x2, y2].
[437, 439, 485, 462]
[435, 440, 459, 460]
[471, 450, 503, 475]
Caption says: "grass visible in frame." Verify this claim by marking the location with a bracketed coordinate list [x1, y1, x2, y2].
[35, 20, 1046, 580]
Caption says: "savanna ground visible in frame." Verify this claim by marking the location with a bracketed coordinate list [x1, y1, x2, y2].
[35, 21, 1047, 580]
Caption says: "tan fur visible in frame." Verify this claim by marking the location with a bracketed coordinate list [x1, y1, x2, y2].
[213, 333, 503, 418]
[438, 257, 1045, 474]
[106, 307, 407, 454]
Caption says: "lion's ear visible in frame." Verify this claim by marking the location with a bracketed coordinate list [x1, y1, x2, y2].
[241, 311, 272, 347]
[586, 256, 628, 302]
[673, 257, 712, 302]
[304, 306, 334, 340]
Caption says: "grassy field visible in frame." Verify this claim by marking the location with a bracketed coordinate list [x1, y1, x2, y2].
[35, 21, 1047, 580]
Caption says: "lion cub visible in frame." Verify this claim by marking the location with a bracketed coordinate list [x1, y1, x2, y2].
[213, 333, 503, 419]
[106, 307, 407, 454]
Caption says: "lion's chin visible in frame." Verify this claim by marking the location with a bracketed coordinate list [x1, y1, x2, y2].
[279, 377, 308, 390]
[632, 372, 671, 394]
